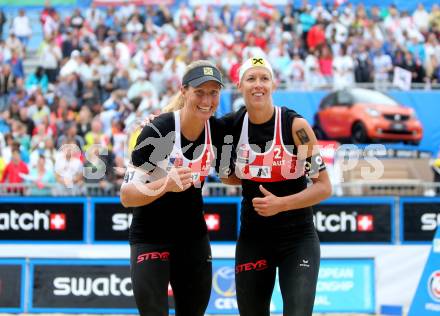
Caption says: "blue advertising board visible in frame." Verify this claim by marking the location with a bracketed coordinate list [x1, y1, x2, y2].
[408, 228, 440, 315]
[0, 197, 88, 244]
[207, 258, 375, 314]
[315, 197, 395, 244]
[89, 197, 241, 244]
[400, 197, 440, 244]
[28, 259, 138, 314]
[0, 259, 26, 313]
[208, 259, 237, 314]
[19, 257, 375, 314]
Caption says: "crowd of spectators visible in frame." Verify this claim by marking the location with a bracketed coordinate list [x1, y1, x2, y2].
[0, 1, 440, 195]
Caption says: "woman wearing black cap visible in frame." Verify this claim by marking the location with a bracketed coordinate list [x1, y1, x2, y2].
[120, 60, 229, 316]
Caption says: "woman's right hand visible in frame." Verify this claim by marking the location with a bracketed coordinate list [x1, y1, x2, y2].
[165, 167, 193, 192]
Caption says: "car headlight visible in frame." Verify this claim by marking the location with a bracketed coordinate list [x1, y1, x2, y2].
[365, 108, 381, 117]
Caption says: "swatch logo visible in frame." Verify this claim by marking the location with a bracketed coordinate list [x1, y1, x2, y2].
[0, 210, 66, 231]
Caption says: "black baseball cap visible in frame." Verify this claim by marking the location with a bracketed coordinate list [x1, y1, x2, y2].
[182, 65, 224, 87]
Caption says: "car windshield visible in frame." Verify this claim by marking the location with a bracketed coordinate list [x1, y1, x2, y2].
[352, 89, 399, 106]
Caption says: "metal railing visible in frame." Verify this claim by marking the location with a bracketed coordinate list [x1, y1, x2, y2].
[0, 183, 119, 197]
[0, 182, 438, 197]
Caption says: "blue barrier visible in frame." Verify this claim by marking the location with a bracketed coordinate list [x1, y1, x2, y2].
[317, 197, 396, 244]
[400, 197, 440, 244]
[89, 196, 241, 244]
[0, 197, 88, 244]
[208, 258, 376, 314]
[18, 257, 375, 314]
[276, 258, 376, 314]
[0, 259, 26, 313]
[6, 196, 440, 246]
[28, 259, 138, 314]
[0, 196, 400, 244]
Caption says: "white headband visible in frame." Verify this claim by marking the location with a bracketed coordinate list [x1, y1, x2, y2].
[238, 57, 274, 83]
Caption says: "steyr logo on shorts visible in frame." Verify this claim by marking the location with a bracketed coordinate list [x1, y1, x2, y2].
[235, 259, 268, 273]
[137, 252, 170, 263]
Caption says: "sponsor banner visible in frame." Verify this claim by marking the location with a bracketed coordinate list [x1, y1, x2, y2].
[273, 259, 375, 313]
[0, 260, 25, 313]
[401, 198, 440, 243]
[28, 257, 374, 314]
[208, 259, 238, 313]
[28, 259, 175, 313]
[409, 228, 440, 315]
[29, 260, 137, 313]
[204, 197, 240, 242]
[313, 197, 394, 243]
[207, 258, 375, 314]
[0, 198, 86, 243]
[91, 197, 239, 243]
[91, 198, 130, 242]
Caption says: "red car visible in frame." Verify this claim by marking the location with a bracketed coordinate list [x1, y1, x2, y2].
[313, 88, 423, 144]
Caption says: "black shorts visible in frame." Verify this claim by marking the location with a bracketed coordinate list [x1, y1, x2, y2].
[130, 235, 212, 316]
[235, 222, 320, 316]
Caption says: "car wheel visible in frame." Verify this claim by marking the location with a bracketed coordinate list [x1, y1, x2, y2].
[351, 122, 369, 143]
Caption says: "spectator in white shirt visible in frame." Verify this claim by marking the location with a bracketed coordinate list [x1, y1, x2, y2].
[286, 53, 305, 90]
[85, 3, 104, 31]
[413, 3, 430, 32]
[311, 0, 332, 21]
[28, 94, 51, 125]
[372, 48, 393, 91]
[332, 45, 355, 89]
[173, 3, 193, 30]
[0, 39, 11, 63]
[325, 13, 348, 44]
[39, 36, 62, 83]
[54, 142, 83, 194]
[5, 33, 23, 58]
[304, 50, 325, 90]
[11, 10, 32, 49]
[233, 4, 252, 30]
[60, 50, 81, 77]
[126, 15, 143, 36]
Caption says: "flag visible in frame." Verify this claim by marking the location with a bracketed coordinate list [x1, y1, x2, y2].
[334, 0, 347, 7]
[258, 0, 276, 20]
[393, 66, 412, 91]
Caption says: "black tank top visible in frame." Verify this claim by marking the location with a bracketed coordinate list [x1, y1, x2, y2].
[129, 112, 227, 244]
[228, 106, 314, 239]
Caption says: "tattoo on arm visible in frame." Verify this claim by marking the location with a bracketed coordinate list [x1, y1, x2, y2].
[296, 128, 310, 144]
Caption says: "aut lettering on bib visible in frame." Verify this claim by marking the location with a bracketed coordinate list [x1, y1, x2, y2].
[235, 107, 304, 182]
[167, 111, 214, 185]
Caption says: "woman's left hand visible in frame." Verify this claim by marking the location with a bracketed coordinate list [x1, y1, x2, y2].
[252, 185, 284, 217]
